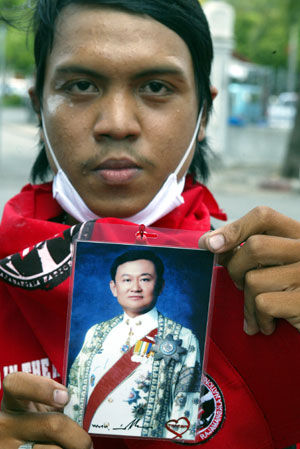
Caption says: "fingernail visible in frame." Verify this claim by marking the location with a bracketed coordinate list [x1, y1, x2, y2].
[261, 327, 274, 336]
[244, 320, 258, 336]
[53, 389, 69, 406]
[208, 234, 225, 251]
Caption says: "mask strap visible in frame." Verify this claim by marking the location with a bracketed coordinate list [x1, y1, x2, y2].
[41, 110, 61, 171]
[174, 107, 203, 177]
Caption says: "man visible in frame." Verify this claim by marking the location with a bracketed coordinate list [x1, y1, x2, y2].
[0, 1, 299, 449]
[66, 250, 201, 440]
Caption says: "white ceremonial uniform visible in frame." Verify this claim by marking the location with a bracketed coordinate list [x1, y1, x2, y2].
[88, 309, 158, 436]
[66, 307, 201, 440]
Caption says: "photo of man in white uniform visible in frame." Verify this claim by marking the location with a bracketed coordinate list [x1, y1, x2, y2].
[66, 249, 201, 441]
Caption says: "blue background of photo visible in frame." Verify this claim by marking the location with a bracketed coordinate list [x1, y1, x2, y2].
[67, 241, 214, 373]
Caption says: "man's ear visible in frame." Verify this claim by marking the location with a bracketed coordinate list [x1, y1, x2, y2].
[29, 86, 46, 143]
[110, 280, 117, 297]
[197, 85, 218, 142]
[211, 85, 218, 101]
[28, 86, 41, 117]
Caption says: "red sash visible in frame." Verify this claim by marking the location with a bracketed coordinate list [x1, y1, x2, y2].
[83, 327, 158, 431]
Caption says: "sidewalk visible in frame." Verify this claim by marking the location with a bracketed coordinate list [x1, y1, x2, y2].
[208, 163, 300, 226]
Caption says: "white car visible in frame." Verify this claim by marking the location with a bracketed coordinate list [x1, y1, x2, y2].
[268, 92, 298, 129]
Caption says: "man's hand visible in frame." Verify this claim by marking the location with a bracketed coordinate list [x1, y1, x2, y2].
[198, 206, 300, 336]
[0, 372, 93, 449]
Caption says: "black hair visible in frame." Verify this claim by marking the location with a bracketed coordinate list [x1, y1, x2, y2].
[29, 0, 213, 183]
[110, 249, 164, 294]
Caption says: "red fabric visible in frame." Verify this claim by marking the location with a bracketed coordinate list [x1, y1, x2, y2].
[83, 328, 158, 431]
[211, 268, 300, 449]
[0, 179, 299, 449]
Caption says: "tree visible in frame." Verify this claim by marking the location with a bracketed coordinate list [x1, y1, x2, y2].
[0, 0, 34, 75]
[225, 0, 300, 70]
[280, 0, 300, 178]
[282, 98, 300, 178]
[5, 27, 34, 75]
[224, 0, 300, 179]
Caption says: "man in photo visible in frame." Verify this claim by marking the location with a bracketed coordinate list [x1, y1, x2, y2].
[66, 250, 201, 440]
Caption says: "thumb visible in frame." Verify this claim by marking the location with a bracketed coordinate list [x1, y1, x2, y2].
[198, 231, 227, 253]
[199, 207, 300, 254]
[199, 207, 275, 254]
[2, 372, 69, 412]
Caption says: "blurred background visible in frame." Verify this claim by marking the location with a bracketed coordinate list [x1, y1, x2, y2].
[1, 0, 300, 226]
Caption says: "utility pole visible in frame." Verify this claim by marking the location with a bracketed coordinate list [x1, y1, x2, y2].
[203, 0, 235, 156]
[287, 22, 299, 92]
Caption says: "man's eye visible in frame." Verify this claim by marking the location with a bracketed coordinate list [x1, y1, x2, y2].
[140, 81, 172, 95]
[141, 278, 151, 282]
[65, 80, 98, 94]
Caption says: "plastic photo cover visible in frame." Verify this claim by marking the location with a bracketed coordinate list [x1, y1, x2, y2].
[65, 240, 215, 442]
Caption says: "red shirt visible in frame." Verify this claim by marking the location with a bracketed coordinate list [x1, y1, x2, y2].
[0, 178, 299, 449]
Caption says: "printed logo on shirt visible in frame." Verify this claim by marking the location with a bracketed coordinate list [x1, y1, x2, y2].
[196, 374, 225, 443]
[0, 225, 83, 290]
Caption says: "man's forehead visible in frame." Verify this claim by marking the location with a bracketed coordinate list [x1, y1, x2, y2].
[53, 3, 191, 59]
[116, 259, 156, 275]
[46, 3, 195, 91]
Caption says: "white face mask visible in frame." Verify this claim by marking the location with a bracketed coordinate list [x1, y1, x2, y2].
[41, 108, 203, 225]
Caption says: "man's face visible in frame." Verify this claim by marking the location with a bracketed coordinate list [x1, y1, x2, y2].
[110, 259, 161, 318]
[42, 5, 199, 218]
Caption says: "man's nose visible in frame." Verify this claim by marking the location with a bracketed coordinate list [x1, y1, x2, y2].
[93, 90, 141, 141]
[131, 279, 142, 291]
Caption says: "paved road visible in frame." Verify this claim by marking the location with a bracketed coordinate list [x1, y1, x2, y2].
[208, 164, 300, 227]
[1, 107, 300, 226]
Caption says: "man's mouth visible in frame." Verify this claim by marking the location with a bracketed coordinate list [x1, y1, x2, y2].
[128, 295, 143, 300]
[94, 158, 141, 184]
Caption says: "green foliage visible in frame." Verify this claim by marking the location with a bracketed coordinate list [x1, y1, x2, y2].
[226, 0, 300, 69]
[2, 93, 24, 106]
[0, 0, 34, 75]
[5, 28, 34, 74]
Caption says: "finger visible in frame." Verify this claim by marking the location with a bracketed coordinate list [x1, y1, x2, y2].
[26, 446, 62, 449]
[2, 411, 93, 449]
[226, 237, 300, 287]
[255, 290, 300, 334]
[198, 207, 300, 254]
[2, 373, 69, 412]
[243, 282, 260, 336]
[243, 263, 300, 335]
[245, 261, 300, 294]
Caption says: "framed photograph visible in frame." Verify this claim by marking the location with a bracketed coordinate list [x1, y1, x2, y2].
[64, 240, 215, 442]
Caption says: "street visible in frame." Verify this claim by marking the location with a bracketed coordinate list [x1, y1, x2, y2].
[1, 106, 300, 226]
[208, 164, 300, 227]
